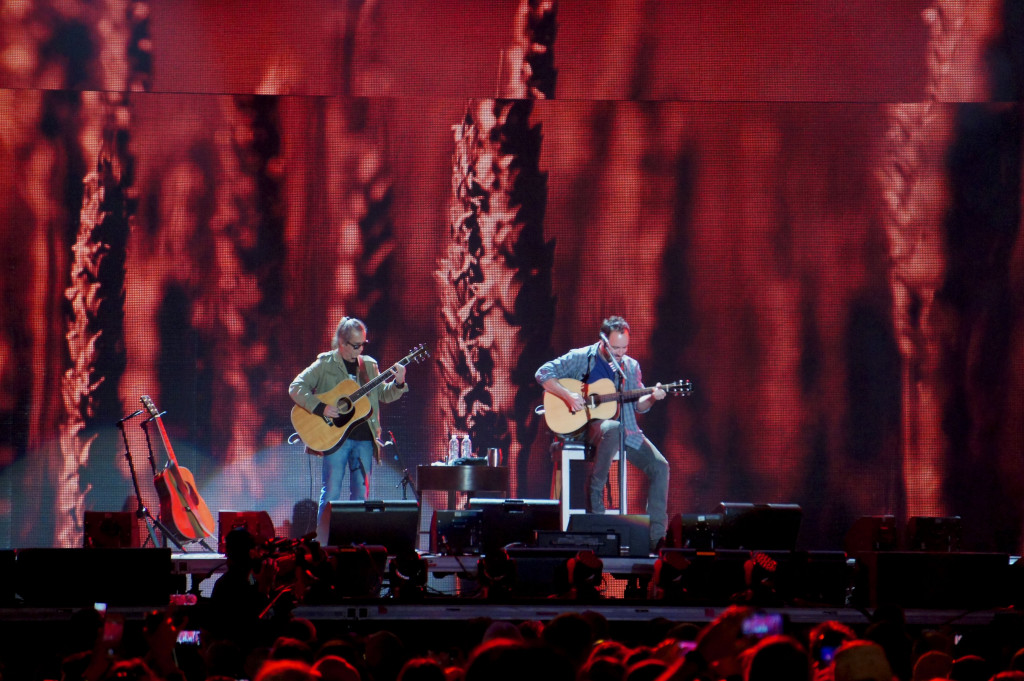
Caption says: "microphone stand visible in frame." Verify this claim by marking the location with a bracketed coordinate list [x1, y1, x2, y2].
[118, 417, 185, 551]
[599, 336, 629, 516]
[388, 436, 419, 502]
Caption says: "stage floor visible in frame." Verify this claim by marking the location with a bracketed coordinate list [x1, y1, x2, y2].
[158, 551, 1010, 627]
[0, 549, 1013, 629]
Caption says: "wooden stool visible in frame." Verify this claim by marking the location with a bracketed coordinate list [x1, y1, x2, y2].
[549, 437, 619, 531]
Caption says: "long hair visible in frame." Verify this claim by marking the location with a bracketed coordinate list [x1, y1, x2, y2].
[331, 316, 367, 350]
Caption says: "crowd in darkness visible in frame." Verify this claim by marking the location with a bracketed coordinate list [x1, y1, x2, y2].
[7, 528, 1024, 681]
[10, 596, 1024, 681]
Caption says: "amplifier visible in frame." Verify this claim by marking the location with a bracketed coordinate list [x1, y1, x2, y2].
[431, 510, 483, 555]
[536, 530, 620, 557]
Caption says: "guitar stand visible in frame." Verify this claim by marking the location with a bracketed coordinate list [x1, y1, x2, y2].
[118, 419, 186, 552]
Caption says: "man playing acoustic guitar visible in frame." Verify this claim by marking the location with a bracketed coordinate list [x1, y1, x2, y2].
[289, 316, 408, 543]
[536, 315, 669, 552]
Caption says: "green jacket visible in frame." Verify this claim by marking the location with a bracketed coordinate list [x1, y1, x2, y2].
[289, 350, 409, 461]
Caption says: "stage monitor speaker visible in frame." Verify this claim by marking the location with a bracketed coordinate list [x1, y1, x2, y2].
[218, 510, 276, 553]
[716, 502, 802, 551]
[567, 513, 651, 557]
[468, 499, 560, 553]
[844, 515, 898, 553]
[906, 516, 961, 552]
[431, 509, 483, 555]
[328, 499, 419, 556]
[84, 511, 139, 548]
[15, 548, 173, 607]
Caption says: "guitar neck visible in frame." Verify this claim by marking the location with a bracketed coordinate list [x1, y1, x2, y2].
[151, 416, 181, 468]
[594, 386, 654, 405]
[349, 357, 409, 402]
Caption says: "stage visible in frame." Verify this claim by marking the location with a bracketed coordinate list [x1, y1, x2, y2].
[0, 548, 1015, 631]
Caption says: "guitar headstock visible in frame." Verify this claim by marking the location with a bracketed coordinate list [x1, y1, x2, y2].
[406, 343, 430, 364]
[140, 394, 160, 417]
[665, 380, 694, 396]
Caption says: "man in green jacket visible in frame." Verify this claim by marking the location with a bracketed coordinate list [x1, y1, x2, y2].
[289, 316, 408, 543]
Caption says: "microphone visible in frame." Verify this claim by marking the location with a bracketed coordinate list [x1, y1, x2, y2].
[599, 332, 623, 370]
[143, 411, 166, 423]
[116, 409, 145, 424]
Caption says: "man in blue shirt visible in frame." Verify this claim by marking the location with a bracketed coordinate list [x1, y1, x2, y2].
[536, 315, 669, 552]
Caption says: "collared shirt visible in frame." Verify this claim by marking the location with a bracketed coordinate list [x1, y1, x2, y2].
[535, 342, 646, 448]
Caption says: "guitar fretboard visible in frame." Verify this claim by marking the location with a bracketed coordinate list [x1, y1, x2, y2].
[591, 387, 654, 405]
[347, 349, 422, 401]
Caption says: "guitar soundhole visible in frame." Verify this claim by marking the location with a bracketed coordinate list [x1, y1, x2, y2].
[331, 408, 356, 430]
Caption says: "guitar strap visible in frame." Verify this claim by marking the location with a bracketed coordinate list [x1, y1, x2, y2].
[357, 356, 374, 416]
[357, 356, 370, 385]
[582, 347, 595, 384]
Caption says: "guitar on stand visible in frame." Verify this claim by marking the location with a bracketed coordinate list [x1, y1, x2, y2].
[290, 344, 429, 452]
[140, 395, 215, 550]
[540, 377, 694, 435]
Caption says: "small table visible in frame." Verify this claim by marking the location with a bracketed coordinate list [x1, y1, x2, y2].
[416, 465, 509, 509]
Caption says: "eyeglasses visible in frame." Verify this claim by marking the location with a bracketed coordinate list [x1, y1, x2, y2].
[346, 340, 368, 350]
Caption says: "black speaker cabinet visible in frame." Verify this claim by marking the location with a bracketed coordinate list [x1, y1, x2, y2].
[844, 515, 899, 553]
[716, 502, 802, 551]
[15, 548, 173, 607]
[468, 499, 561, 553]
[328, 499, 419, 556]
[655, 549, 849, 606]
[504, 547, 577, 597]
[568, 513, 651, 557]
[906, 516, 962, 552]
[431, 509, 483, 555]
[0, 551, 15, 605]
[218, 510, 276, 553]
[668, 513, 724, 550]
[332, 545, 388, 599]
[852, 551, 1009, 609]
[84, 511, 139, 548]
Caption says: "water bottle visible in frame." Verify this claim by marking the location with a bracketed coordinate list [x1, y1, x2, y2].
[461, 433, 472, 459]
[448, 434, 459, 464]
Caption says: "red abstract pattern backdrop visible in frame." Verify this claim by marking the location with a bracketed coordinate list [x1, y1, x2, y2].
[1, 0, 1022, 552]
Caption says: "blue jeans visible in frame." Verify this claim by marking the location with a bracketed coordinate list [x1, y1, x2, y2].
[316, 438, 374, 544]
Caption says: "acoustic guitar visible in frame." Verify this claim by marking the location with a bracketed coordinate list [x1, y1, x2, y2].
[542, 377, 693, 435]
[140, 395, 215, 541]
[291, 344, 429, 453]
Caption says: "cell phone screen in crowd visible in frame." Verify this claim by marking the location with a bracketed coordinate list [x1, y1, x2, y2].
[176, 630, 202, 646]
[741, 613, 784, 639]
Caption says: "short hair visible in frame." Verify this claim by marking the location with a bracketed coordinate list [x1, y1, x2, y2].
[332, 317, 367, 349]
[601, 316, 630, 337]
